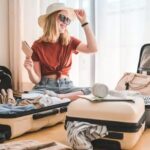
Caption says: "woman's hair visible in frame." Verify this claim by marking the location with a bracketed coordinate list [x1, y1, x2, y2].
[40, 11, 70, 46]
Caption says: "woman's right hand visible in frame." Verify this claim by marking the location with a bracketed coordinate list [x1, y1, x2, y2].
[24, 57, 33, 71]
[74, 9, 87, 24]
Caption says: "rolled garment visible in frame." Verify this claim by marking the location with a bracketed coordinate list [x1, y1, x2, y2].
[66, 121, 108, 150]
[0, 104, 35, 114]
[92, 83, 109, 98]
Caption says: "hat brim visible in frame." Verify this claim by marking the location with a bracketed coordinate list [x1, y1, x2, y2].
[38, 7, 76, 28]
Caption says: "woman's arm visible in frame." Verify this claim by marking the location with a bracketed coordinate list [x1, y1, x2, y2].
[74, 9, 98, 53]
[24, 57, 41, 84]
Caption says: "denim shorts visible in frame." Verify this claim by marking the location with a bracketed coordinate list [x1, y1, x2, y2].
[32, 77, 91, 95]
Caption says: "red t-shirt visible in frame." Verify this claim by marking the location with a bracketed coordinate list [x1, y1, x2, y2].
[31, 36, 81, 78]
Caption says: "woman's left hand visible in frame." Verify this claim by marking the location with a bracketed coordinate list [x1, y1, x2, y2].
[74, 9, 87, 24]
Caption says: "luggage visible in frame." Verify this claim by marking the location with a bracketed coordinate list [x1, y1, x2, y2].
[0, 100, 70, 143]
[65, 94, 145, 150]
[137, 44, 150, 128]
[0, 66, 71, 142]
[116, 44, 150, 128]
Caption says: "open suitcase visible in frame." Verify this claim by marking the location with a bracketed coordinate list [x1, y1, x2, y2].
[0, 101, 70, 143]
[0, 66, 70, 143]
[137, 43, 150, 128]
[65, 95, 145, 150]
[115, 44, 150, 128]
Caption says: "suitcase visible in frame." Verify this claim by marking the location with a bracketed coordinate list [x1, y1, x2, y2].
[0, 99, 70, 143]
[0, 66, 70, 142]
[65, 95, 145, 150]
[137, 44, 150, 127]
[116, 44, 150, 128]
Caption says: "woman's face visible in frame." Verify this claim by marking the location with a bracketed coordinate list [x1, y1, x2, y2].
[57, 10, 71, 33]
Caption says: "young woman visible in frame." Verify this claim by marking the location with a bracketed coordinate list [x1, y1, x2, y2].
[24, 3, 97, 100]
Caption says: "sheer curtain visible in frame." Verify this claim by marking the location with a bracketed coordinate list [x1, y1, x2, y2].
[95, 0, 150, 89]
[9, 0, 23, 91]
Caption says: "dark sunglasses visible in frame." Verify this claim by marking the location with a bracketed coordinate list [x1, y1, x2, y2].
[58, 14, 71, 25]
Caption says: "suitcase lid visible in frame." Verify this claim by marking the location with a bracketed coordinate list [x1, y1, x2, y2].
[66, 96, 145, 124]
[66, 97, 145, 132]
[137, 44, 150, 75]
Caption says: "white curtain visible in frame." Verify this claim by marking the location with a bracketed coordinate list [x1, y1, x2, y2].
[95, 0, 150, 89]
[9, 0, 23, 91]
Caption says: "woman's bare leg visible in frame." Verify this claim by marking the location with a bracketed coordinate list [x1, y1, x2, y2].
[58, 91, 84, 101]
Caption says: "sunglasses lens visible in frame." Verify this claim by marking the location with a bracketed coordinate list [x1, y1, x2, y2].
[59, 14, 65, 22]
[59, 14, 71, 25]
[66, 18, 71, 25]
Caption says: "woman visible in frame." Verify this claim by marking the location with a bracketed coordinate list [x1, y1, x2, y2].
[24, 3, 97, 100]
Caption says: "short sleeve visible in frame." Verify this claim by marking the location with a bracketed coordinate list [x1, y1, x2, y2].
[70, 36, 81, 54]
[31, 42, 39, 61]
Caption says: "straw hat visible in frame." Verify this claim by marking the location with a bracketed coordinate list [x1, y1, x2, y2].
[38, 3, 76, 28]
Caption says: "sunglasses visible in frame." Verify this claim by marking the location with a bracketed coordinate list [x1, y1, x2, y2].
[58, 14, 71, 25]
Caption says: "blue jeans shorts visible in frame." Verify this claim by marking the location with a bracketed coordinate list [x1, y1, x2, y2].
[32, 77, 91, 95]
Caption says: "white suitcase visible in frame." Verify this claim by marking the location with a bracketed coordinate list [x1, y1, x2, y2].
[65, 94, 145, 150]
[0, 101, 69, 142]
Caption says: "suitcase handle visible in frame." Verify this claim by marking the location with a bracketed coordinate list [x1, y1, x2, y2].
[60, 106, 67, 113]
[33, 106, 68, 120]
[33, 109, 59, 120]
[92, 139, 121, 150]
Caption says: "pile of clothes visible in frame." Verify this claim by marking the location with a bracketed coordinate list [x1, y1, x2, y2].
[0, 89, 70, 114]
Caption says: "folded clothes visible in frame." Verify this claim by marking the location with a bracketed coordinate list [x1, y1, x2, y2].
[18, 95, 70, 108]
[18, 97, 42, 109]
[21, 90, 58, 99]
[0, 104, 35, 114]
[21, 93, 44, 99]
[44, 90, 58, 97]
[39, 95, 70, 107]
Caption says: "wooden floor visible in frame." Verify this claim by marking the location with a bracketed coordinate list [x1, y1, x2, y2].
[7, 123, 150, 150]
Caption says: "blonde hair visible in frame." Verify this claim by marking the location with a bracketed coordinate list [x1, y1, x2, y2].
[40, 11, 70, 46]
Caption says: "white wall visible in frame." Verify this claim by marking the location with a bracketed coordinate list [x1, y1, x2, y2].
[0, 0, 9, 67]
